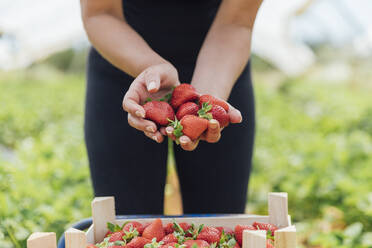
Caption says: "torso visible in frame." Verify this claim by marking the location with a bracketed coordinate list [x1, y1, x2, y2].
[122, 0, 221, 68]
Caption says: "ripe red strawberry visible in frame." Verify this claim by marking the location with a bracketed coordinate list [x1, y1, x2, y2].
[161, 233, 178, 244]
[199, 94, 229, 111]
[105, 231, 113, 237]
[209, 105, 229, 127]
[144, 101, 175, 126]
[197, 226, 221, 244]
[160, 242, 178, 248]
[234, 225, 256, 246]
[123, 221, 144, 235]
[198, 103, 229, 128]
[234, 242, 240, 248]
[164, 222, 192, 234]
[109, 231, 125, 242]
[170, 84, 199, 109]
[184, 240, 210, 248]
[266, 239, 275, 248]
[176, 102, 199, 120]
[143, 222, 151, 229]
[142, 218, 165, 241]
[252, 222, 278, 234]
[180, 115, 208, 140]
[126, 237, 151, 248]
[215, 226, 234, 236]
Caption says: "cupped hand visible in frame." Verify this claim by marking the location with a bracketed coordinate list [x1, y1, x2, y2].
[161, 102, 242, 151]
[122, 63, 180, 143]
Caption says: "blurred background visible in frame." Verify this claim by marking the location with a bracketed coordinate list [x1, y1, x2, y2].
[1, 0, 372, 247]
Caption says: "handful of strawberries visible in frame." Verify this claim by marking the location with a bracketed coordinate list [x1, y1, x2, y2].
[87, 219, 277, 248]
[143, 84, 232, 142]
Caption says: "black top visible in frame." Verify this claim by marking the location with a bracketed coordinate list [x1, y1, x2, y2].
[122, 0, 221, 68]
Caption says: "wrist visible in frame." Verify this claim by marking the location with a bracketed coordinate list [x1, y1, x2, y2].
[191, 81, 229, 101]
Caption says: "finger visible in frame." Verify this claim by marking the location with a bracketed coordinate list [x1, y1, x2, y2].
[159, 127, 167, 136]
[144, 68, 161, 93]
[123, 84, 146, 118]
[144, 131, 164, 143]
[204, 119, 221, 143]
[179, 136, 199, 151]
[227, 103, 243, 123]
[165, 126, 177, 141]
[128, 114, 157, 132]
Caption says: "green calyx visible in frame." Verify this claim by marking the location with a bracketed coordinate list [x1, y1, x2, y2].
[219, 231, 236, 248]
[107, 222, 123, 233]
[144, 238, 164, 248]
[168, 118, 183, 144]
[197, 102, 213, 120]
[123, 225, 139, 242]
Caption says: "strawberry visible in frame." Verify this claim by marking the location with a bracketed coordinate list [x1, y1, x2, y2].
[184, 240, 210, 248]
[142, 218, 166, 241]
[86, 245, 97, 248]
[215, 227, 234, 236]
[164, 222, 192, 234]
[198, 103, 229, 128]
[209, 105, 229, 127]
[266, 239, 275, 248]
[161, 233, 178, 244]
[144, 101, 175, 126]
[176, 102, 199, 120]
[252, 222, 278, 235]
[234, 225, 256, 246]
[234, 242, 240, 248]
[197, 226, 221, 244]
[160, 242, 178, 248]
[126, 237, 151, 248]
[123, 221, 144, 235]
[169, 115, 208, 141]
[199, 95, 229, 111]
[109, 231, 125, 242]
[170, 84, 199, 109]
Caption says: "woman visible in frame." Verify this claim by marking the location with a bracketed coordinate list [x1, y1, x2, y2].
[81, 0, 262, 214]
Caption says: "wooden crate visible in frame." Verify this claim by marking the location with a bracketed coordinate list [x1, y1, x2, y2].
[27, 192, 296, 248]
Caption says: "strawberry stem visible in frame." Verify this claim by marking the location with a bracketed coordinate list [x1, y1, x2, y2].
[197, 102, 212, 120]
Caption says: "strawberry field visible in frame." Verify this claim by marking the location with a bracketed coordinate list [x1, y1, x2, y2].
[1, 58, 372, 247]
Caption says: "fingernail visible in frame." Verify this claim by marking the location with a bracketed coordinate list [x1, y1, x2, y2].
[180, 137, 187, 144]
[152, 136, 158, 142]
[210, 119, 218, 128]
[136, 110, 145, 118]
[166, 127, 173, 134]
[147, 81, 157, 91]
[146, 126, 155, 132]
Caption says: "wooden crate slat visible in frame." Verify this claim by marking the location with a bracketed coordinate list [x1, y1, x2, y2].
[268, 192, 290, 227]
[27, 232, 56, 248]
[91, 196, 116, 243]
[275, 225, 296, 248]
[65, 228, 87, 248]
[115, 215, 269, 228]
[242, 230, 266, 248]
[86, 224, 95, 245]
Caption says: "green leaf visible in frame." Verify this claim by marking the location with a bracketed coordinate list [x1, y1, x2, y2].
[198, 102, 213, 120]
[145, 97, 152, 103]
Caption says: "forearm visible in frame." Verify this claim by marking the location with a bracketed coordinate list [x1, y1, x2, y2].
[83, 14, 168, 77]
[191, 0, 262, 100]
[191, 24, 252, 100]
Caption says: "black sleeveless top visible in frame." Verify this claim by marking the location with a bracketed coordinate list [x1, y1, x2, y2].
[122, 0, 221, 69]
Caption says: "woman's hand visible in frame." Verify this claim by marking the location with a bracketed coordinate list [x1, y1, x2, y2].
[122, 63, 180, 143]
[161, 101, 242, 151]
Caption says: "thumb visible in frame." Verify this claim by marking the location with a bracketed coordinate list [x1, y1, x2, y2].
[144, 69, 161, 93]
